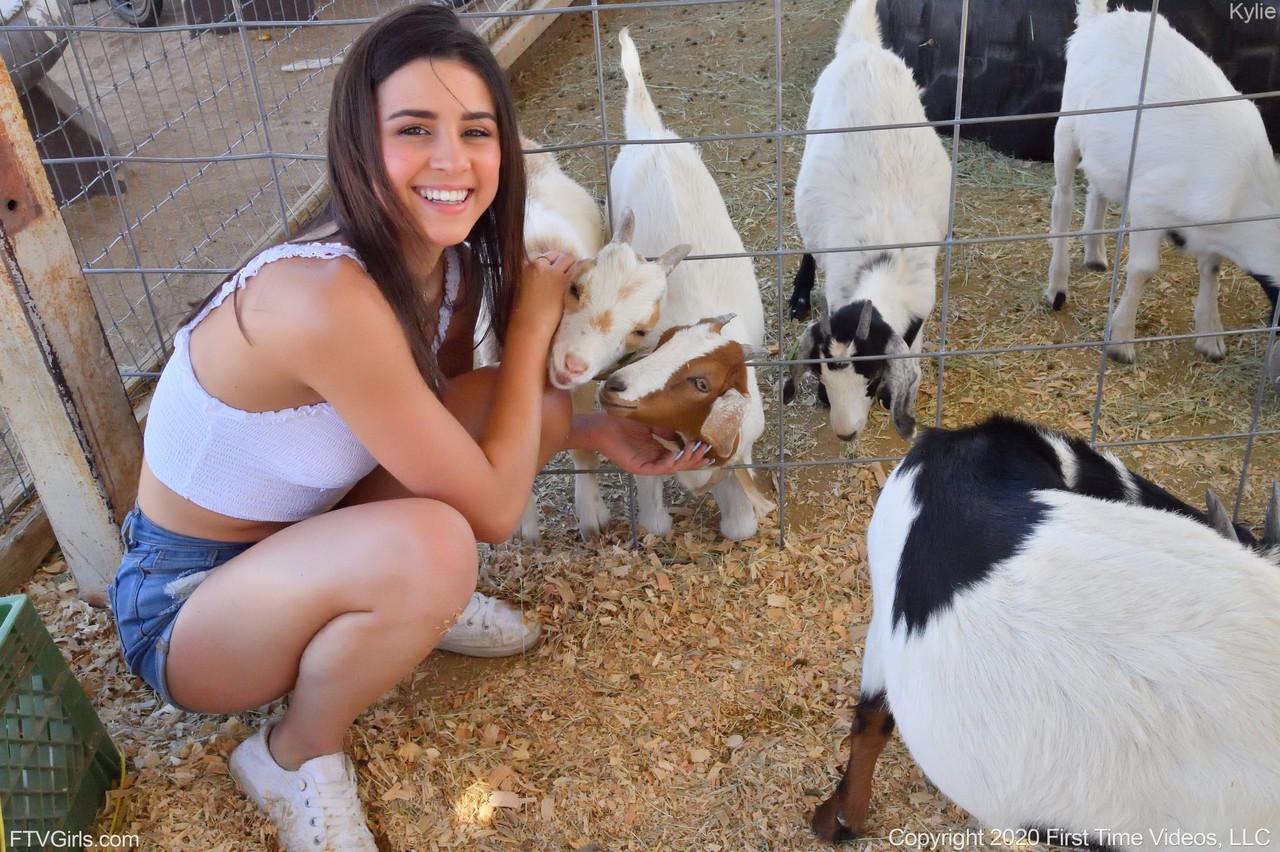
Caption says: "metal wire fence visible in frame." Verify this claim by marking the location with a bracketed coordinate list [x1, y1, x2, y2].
[1, 0, 1277, 541]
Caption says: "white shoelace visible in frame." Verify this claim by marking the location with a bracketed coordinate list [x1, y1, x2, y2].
[301, 767, 371, 847]
[459, 592, 499, 629]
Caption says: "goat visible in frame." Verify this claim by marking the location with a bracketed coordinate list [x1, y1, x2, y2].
[554, 27, 767, 540]
[474, 138, 609, 542]
[813, 414, 1280, 848]
[785, 0, 950, 445]
[599, 316, 775, 527]
[1047, 0, 1280, 364]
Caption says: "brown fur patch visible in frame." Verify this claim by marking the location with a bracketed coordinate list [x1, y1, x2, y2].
[591, 310, 613, 333]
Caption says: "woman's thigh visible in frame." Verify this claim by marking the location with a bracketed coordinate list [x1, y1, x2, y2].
[164, 497, 477, 713]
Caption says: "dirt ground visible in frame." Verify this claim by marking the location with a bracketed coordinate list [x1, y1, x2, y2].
[13, 0, 1279, 849]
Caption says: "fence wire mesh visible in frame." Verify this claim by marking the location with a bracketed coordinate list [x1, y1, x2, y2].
[0, 0, 1277, 541]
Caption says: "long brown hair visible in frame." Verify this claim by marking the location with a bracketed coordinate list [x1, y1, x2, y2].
[325, 3, 525, 391]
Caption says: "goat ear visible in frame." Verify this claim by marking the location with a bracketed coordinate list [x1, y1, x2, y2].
[1263, 481, 1279, 548]
[570, 257, 596, 280]
[700, 388, 749, 458]
[612, 208, 636, 245]
[783, 321, 821, 405]
[883, 333, 920, 441]
[1204, 489, 1239, 542]
[659, 243, 691, 274]
[739, 344, 770, 363]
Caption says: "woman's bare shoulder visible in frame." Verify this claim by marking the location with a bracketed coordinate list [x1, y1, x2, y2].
[238, 251, 398, 345]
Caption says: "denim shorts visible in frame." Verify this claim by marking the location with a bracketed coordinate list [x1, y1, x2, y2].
[108, 506, 253, 711]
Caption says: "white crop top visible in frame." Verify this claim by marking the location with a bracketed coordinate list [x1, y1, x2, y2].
[145, 241, 462, 522]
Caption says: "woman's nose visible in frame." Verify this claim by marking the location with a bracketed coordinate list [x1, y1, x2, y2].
[429, 134, 467, 173]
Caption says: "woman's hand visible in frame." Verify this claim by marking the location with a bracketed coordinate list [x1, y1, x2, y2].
[513, 250, 577, 338]
[588, 414, 715, 477]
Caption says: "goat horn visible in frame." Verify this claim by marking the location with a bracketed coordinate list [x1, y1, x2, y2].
[855, 305, 873, 342]
[705, 313, 737, 330]
[1204, 489, 1239, 542]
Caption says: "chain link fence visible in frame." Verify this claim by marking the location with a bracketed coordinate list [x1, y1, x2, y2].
[1, 0, 1277, 540]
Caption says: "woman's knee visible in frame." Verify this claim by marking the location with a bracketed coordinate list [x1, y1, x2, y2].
[372, 499, 478, 616]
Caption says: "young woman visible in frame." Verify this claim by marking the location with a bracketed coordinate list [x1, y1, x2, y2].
[107, 5, 712, 848]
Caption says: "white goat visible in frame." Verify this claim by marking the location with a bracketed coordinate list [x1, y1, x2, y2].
[785, 0, 950, 445]
[566, 27, 767, 540]
[813, 415, 1280, 849]
[475, 138, 606, 542]
[1047, 0, 1280, 363]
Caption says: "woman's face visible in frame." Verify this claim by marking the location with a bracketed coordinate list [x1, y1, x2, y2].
[378, 58, 502, 250]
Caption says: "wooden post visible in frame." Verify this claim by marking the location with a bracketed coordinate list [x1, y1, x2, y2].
[0, 62, 142, 605]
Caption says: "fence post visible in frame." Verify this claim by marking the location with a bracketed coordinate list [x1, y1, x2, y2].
[0, 62, 141, 605]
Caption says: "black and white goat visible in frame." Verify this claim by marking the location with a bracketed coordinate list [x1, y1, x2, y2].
[1047, 0, 1280, 363]
[814, 414, 1280, 848]
[785, 0, 950, 444]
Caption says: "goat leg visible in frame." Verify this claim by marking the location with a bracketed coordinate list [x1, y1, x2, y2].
[812, 693, 894, 843]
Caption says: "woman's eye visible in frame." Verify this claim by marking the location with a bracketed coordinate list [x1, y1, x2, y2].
[464, 128, 492, 138]
[691, 377, 709, 393]
[399, 125, 429, 137]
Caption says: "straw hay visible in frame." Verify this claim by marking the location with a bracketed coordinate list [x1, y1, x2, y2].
[22, 0, 1276, 849]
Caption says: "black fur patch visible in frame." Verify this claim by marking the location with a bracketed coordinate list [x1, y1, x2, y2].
[829, 301, 894, 384]
[1250, 272, 1279, 325]
[1166, 230, 1186, 249]
[790, 253, 818, 321]
[890, 415, 1259, 635]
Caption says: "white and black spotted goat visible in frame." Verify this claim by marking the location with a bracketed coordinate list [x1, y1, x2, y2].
[785, 0, 950, 444]
[1047, 0, 1280, 363]
[814, 415, 1280, 849]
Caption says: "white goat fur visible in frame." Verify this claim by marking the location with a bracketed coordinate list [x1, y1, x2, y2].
[475, 141, 608, 542]
[862, 467, 1280, 846]
[1047, 1, 1280, 363]
[606, 27, 767, 541]
[793, 0, 950, 441]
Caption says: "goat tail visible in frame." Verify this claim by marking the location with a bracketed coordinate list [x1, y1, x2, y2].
[619, 28, 665, 140]
[836, 0, 882, 54]
[1076, 0, 1107, 22]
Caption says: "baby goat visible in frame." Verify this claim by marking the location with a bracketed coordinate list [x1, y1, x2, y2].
[785, 0, 950, 445]
[814, 414, 1280, 848]
[475, 138, 609, 541]
[552, 27, 768, 540]
[1047, 0, 1280, 363]
[599, 316, 775, 526]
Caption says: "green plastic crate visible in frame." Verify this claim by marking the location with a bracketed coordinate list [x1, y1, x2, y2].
[0, 594, 122, 851]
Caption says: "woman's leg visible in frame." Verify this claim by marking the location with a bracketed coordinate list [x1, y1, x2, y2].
[164, 497, 477, 768]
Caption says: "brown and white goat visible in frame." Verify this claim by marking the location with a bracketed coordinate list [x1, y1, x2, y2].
[599, 316, 775, 535]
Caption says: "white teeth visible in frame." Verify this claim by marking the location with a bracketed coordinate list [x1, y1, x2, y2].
[419, 188, 469, 204]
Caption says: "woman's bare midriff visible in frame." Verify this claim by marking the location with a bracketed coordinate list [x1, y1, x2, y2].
[137, 461, 294, 543]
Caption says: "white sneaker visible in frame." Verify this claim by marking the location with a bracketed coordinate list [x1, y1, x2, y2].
[436, 592, 542, 657]
[228, 724, 377, 852]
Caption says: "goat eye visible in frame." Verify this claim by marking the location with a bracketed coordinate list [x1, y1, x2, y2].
[633, 329, 647, 338]
[569, 283, 581, 300]
[691, 376, 710, 393]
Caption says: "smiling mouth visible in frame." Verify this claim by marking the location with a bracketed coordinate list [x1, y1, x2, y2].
[416, 188, 473, 207]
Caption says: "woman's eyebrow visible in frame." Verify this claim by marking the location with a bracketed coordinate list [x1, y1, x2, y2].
[384, 108, 497, 122]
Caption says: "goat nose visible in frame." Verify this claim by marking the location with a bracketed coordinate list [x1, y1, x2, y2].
[836, 431, 857, 442]
[563, 354, 587, 376]
[604, 375, 627, 394]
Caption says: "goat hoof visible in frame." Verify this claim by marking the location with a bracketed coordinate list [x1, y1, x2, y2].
[1195, 339, 1227, 362]
[1084, 259, 1107, 272]
[811, 795, 862, 844]
[1050, 291, 1067, 311]
[638, 513, 673, 537]
[1106, 343, 1136, 364]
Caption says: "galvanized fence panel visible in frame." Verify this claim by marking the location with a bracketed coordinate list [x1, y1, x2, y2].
[1, 0, 1276, 539]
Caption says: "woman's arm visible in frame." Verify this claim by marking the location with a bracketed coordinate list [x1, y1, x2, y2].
[283, 253, 574, 541]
